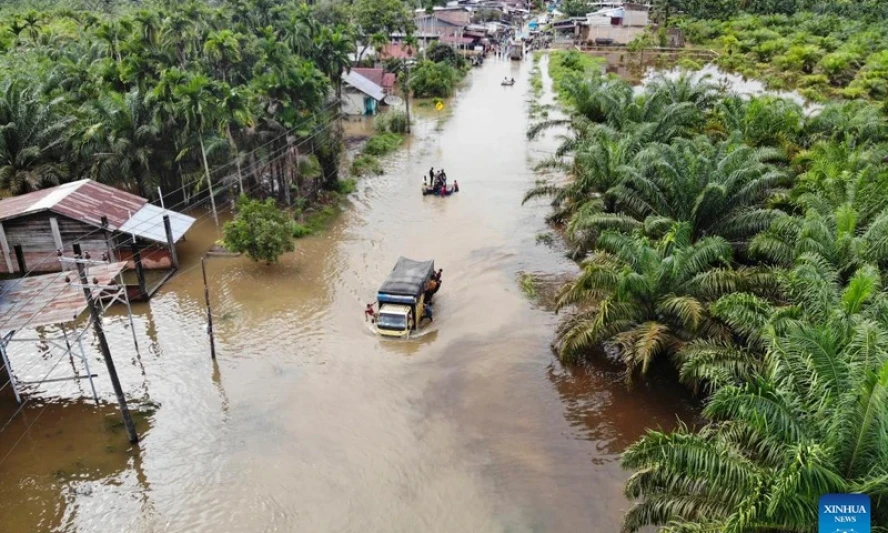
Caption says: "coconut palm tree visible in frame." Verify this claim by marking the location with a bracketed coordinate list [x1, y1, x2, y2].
[0, 80, 73, 194]
[204, 30, 242, 84]
[555, 223, 772, 374]
[622, 260, 888, 533]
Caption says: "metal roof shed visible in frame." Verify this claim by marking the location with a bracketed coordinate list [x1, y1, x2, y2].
[119, 204, 195, 243]
[342, 70, 386, 101]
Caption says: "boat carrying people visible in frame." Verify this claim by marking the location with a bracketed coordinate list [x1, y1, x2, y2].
[373, 257, 441, 338]
[422, 168, 459, 197]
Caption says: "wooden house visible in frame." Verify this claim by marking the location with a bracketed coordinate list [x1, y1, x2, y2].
[0, 179, 195, 275]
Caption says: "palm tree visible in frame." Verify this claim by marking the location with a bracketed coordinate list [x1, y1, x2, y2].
[204, 30, 242, 84]
[555, 223, 770, 375]
[752, 141, 888, 277]
[622, 260, 888, 533]
[216, 84, 253, 193]
[613, 137, 787, 245]
[172, 73, 223, 223]
[804, 99, 888, 147]
[708, 95, 804, 156]
[313, 26, 355, 99]
[0, 80, 73, 194]
[81, 90, 160, 197]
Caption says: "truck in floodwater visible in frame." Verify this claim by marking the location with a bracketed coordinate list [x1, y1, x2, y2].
[374, 257, 437, 338]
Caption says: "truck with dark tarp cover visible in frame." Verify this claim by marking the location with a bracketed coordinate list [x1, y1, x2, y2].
[375, 257, 435, 337]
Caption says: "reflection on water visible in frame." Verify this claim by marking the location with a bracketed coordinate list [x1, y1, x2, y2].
[0, 52, 694, 533]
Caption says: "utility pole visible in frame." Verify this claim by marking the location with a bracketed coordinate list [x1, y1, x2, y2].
[201, 255, 217, 359]
[74, 256, 139, 443]
[404, 59, 411, 134]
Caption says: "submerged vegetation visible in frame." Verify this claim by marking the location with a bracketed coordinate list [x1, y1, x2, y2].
[677, 8, 888, 102]
[530, 36, 888, 527]
[349, 112, 407, 178]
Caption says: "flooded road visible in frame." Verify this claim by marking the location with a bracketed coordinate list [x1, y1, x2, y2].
[0, 55, 696, 532]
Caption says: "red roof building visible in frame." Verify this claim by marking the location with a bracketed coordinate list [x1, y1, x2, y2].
[352, 68, 397, 95]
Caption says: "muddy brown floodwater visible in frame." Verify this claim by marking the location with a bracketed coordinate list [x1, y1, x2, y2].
[0, 55, 696, 533]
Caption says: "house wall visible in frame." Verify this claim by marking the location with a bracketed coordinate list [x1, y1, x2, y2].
[581, 25, 645, 44]
[1, 212, 109, 273]
[0, 212, 173, 274]
[341, 90, 368, 116]
[623, 8, 648, 27]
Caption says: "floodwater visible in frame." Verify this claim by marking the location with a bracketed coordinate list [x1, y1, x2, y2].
[0, 54, 696, 533]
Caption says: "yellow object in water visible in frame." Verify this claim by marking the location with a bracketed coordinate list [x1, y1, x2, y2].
[435, 101, 444, 111]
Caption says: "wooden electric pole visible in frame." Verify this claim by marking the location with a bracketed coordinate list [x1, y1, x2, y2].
[74, 257, 139, 443]
[201, 255, 217, 359]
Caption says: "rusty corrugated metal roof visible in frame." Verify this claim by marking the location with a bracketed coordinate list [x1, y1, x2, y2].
[0, 179, 147, 230]
[0, 262, 127, 331]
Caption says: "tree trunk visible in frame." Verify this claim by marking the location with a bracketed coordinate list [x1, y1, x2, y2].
[199, 134, 219, 225]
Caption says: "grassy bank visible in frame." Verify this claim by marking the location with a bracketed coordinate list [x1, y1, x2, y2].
[349, 110, 409, 177]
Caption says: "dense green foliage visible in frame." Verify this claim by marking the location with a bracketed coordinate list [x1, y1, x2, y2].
[547, 50, 605, 101]
[529, 52, 888, 530]
[223, 195, 295, 263]
[409, 59, 459, 97]
[677, 10, 888, 102]
[0, 0, 355, 203]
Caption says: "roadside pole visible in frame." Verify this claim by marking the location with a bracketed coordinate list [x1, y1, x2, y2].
[201, 255, 217, 360]
[404, 59, 411, 134]
[74, 257, 139, 443]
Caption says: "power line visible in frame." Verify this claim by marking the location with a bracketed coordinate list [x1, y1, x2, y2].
[0, 120, 342, 394]
[0, 112, 344, 299]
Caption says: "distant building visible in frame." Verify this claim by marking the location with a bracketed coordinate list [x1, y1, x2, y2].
[0, 179, 194, 274]
[576, 2, 650, 45]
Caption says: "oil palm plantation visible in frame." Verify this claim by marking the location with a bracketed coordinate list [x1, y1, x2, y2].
[611, 136, 787, 245]
[752, 141, 888, 276]
[555, 223, 773, 375]
[622, 260, 888, 533]
[0, 80, 73, 194]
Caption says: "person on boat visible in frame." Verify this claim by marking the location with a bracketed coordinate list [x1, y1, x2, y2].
[429, 167, 435, 181]
[511, 77, 515, 83]
[365, 302, 376, 322]
[453, 180, 459, 192]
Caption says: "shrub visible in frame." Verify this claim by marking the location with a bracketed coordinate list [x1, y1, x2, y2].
[409, 60, 459, 97]
[426, 42, 466, 70]
[362, 132, 403, 156]
[374, 109, 409, 134]
[290, 222, 312, 238]
[350, 154, 383, 176]
[818, 50, 861, 85]
[223, 195, 295, 264]
[334, 177, 357, 195]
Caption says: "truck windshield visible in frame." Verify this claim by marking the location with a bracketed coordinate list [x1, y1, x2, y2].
[377, 313, 407, 331]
